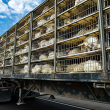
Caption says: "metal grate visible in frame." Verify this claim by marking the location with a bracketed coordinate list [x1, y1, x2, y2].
[14, 64, 28, 74]
[4, 67, 12, 74]
[57, 35, 101, 57]
[31, 61, 54, 74]
[103, 0, 110, 8]
[57, 16, 99, 42]
[57, 54, 102, 73]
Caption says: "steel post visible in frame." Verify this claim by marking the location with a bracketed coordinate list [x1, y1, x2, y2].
[28, 12, 33, 76]
[3, 32, 8, 74]
[53, 0, 57, 79]
[97, 0, 108, 80]
[12, 24, 17, 75]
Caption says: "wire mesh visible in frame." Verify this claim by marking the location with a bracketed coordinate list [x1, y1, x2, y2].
[32, 35, 55, 50]
[57, 16, 99, 42]
[31, 47, 54, 61]
[105, 10, 110, 27]
[17, 25, 30, 38]
[5, 51, 13, 59]
[17, 16, 30, 30]
[0, 61, 4, 68]
[16, 34, 29, 47]
[103, 0, 110, 7]
[15, 44, 29, 55]
[15, 53, 28, 64]
[0, 54, 4, 61]
[7, 27, 15, 37]
[4, 67, 12, 74]
[57, 35, 101, 57]
[0, 41, 5, 48]
[5, 59, 13, 66]
[33, 0, 54, 20]
[57, 0, 97, 18]
[57, 54, 102, 73]
[14, 64, 28, 74]
[0, 48, 5, 54]
[31, 61, 54, 74]
[7, 35, 15, 44]
[0, 34, 6, 42]
[6, 42, 14, 52]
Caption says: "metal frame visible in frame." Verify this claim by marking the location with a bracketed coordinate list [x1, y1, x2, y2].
[53, 0, 57, 78]
[0, 0, 110, 82]
[3, 32, 7, 74]
[28, 12, 33, 76]
[12, 24, 17, 74]
[98, 0, 108, 80]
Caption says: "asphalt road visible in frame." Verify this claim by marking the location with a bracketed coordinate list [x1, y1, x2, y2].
[0, 96, 88, 110]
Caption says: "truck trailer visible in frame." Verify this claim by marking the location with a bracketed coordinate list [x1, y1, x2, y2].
[0, 0, 110, 105]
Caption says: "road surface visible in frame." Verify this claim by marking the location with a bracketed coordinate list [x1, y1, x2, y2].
[0, 95, 110, 110]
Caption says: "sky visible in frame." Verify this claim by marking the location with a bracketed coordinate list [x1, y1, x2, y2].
[0, 0, 44, 36]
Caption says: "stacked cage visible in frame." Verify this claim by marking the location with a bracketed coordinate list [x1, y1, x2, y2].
[0, 33, 6, 74]
[31, 0, 55, 74]
[14, 15, 30, 74]
[1, 0, 110, 76]
[56, 0, 103, 73]
[4, 27, 15, 74]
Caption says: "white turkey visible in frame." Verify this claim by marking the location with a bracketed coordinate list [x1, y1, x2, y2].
[42, 6, 49, 13]
[72, 16, 81, 23]
[37, 19, 47, 26]
[50, 14, 55, 20]
[78, 36, 99, 52]
[64, 18, 72, 25]
[0, 61, 4, 67]
[0, 37, 4, 41]
[39, 54, 48, 60]
[32, 65, 42, 74]
[21, 65, 28, 74]
[7, 45, 14, 52]
[66, 63, 84, 73]
[0, 55, 3, 60]
[48, 38, 55, 45]
[19, 55, 28, 63]
[17, 40, 25, 46]
[24, 28, 30, 34]
[84, 60, 102, 72]
[35, 31, 41, 39]
[38, 40, 48, 48]
[7, 51, 13, 58]
[67, 48, 81, 55]
[22, 45, 29, 53]
[25, 18, 30, 25]
[41, 64, 54, 74]
[48, 51, 54, 59]
[46, 23, 54, 33]
[10, 37, 15, 42]
[74, 0, 84, 7]
[76, 28, 87, 36]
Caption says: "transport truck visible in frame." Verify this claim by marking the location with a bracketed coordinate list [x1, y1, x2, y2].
[0, 0, 110, 105]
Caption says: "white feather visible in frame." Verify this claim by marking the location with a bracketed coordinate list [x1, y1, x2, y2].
[32, 65, 42, 74]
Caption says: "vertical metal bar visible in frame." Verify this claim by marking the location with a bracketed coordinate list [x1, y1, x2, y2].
[3, 32, 8, 74]
[12, 24, 17, 74]
[28, 12, 33, 76]
[97, 0, 108, 80]
[53, 0, 57, 79]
